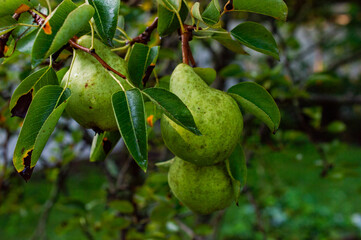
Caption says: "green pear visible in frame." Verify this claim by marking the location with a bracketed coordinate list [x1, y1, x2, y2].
[61, 35, 130, 132]
[168, 157, 234, 215]
[161, 64, 243, 166]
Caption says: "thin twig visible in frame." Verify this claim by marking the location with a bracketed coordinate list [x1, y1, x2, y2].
[128, 17, 158, 45]
[68, 39, 126, 79]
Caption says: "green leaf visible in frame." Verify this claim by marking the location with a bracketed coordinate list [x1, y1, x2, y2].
[32, 1, 94, 67]
[128, 44, 159, 88]
[13, 86, 71, 181]
[225, 0, 288, 21]
[157, 0, 182, 12]
[88, 0, 120, 46]
[193, 67, 216, 85]
[90, 131, 121, 162]
[194, 29, 248, 55]
[190, 2, 202, 22]
[228, 82, 281, 133]
[202, 0, 221, 26]
[142, 87, 201, 136]
[0, 15, 17, 35]
[0, 0, 36, 17]
[112, 89, 148, 171]
[157, 0, 188, 36]
[226, 144, 247, 205]
[231, 22, 279, 60]
[10, 66, 59, 118]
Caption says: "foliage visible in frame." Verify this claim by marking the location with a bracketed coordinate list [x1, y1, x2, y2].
[0, 0, 361, 239]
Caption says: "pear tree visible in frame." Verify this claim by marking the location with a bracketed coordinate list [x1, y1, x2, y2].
[1, 0, 285, 214]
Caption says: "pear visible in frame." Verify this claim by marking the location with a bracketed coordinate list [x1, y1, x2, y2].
[61, 35, 130, 132]
[168, 157, 234, 215]
[161, 64, 243, 166]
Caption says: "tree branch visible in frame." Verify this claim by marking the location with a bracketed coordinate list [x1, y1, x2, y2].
[128, 17, 158, 46]
[68, 39, 126, 79]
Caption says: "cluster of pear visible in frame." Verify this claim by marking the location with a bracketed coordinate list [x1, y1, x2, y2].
[61, 35, 130, 132]
[161, 64, 244, 214]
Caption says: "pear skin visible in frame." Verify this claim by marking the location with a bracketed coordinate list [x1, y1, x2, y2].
[168, 157, 234, 215]
[161, 64, 243, 165]
[61, 35, 130, 131]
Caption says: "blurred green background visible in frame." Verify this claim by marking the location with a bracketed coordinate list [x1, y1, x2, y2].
[1, 0, 361, 239]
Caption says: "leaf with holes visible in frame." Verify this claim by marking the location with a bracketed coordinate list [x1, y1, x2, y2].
[142, 87, 201, 136]
[112, 89, 148, 171]
[224, 0, 288, 21]
[228, 82, 280, 133]
[10, 66, 58, 118]
[32, 1, 94, 67]
[231, 22, 279, 60]
[88, 0, 119, 46]
[90, 131, 121, 162]
[128, 44, 159, 88]
[226, 143, 247, 204]
[13, 85, 71, 181]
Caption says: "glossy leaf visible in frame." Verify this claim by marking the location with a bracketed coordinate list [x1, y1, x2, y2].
[0, 15, 17, 35]
[90, 131, 121, 162]
[228, 82, 281, 133]
[142, 87, 201, 136]
[32, 1, 94, 67]
[13, 86, 71, 181]
[112, 89, 148, 171]
[226, 144, 247, 204]
[157, 0, 188, 36]
[10, 66, 58, 118]
[225, 0, 288, 21]
[193, 67, 216, 85]
[128, 44, 159, 88]
[0, 0, 35, 17]
[88, 0, 120, 46]
[231, 22, 279, 60]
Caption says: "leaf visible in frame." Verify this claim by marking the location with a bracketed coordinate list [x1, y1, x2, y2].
[224, 0, 288, 21]
[194, 29, 248, 55]
[142, 87, 201, 136]
[193, 67, 216, 85]
[0, 0, 35, 17]
[32, 1, 94, 67]
[90, 131, 121, 162]
[191, 1, 221, 27]
[157, 0, 182, 12]
[13, 86, 71, 181]
[128, 44, 159, 88]
[88, 0, 120, 46]
[228, 82, 281, 133]
[112, 89, 148, 171]
[157, 0, 188, 36]
[231, 22, 279, 60]
[202, 0, 221, 26]
[10, 66, 59, 118]
[226, 144, 247, 205]
[0, 15, 17, 35]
